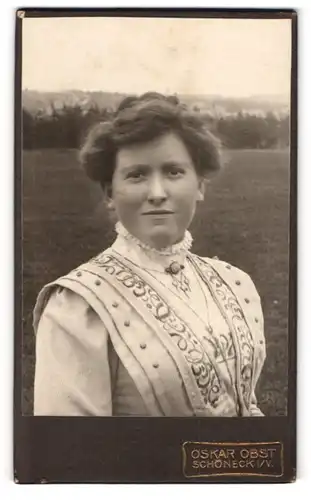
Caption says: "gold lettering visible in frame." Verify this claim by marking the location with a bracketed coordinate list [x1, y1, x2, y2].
[191, 449, 200, 459]
[218, 449, 227, 459]
[240, 449, 249, 459]
[185, 443, 280, 477]
[246, 459, 255, 468]
[250, 449, 259, 459]
[267, 448, 276, 458]
[206, 460, 214, 468]
[258, 448, 268, 459]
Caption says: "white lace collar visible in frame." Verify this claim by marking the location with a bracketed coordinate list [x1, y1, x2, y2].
[111, 221, 193, 271]
[114, 221, 192, 256]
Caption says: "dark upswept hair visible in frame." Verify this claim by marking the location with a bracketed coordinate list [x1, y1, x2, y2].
[79, 92, 222, 190]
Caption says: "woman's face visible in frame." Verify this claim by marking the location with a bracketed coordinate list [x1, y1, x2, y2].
[111, 132, 204, 249]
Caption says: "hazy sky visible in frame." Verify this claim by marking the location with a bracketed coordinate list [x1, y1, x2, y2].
[22, 17, 292, 98]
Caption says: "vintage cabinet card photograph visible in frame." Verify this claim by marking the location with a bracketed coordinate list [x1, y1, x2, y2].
[14, 8, 297, 483]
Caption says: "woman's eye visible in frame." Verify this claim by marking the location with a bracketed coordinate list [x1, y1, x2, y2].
[127, 171, 145, 181]
[167, 168, 184, 178]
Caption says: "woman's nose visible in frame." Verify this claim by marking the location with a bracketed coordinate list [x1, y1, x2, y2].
[147, 176, 168, 204]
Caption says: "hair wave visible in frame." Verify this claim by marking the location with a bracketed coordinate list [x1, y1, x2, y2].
[79, 92, 222, 190]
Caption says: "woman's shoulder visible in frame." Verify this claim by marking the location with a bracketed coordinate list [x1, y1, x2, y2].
[33, 281, 91, 333]
[192, 253, 261, 300]
[200, 254, 252, 276]
[33, 247, 115, 332]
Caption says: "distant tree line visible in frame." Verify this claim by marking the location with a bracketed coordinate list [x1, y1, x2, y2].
[22, 103, 290, 150]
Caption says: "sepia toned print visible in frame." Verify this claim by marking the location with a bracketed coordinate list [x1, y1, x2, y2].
[21, 15, 291, 418]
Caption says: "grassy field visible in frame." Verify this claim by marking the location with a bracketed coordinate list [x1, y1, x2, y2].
[21, 148, 290, 416]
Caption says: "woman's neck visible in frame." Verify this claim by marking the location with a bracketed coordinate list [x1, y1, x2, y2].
[114, 221, 193, 258]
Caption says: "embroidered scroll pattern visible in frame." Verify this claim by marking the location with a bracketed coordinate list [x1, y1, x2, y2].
[203, 333, 236, 365]
[89, 253, 223, 409]
[191, 256, 255, 407]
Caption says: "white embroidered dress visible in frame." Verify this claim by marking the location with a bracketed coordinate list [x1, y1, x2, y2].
[33, 224, 266, 417]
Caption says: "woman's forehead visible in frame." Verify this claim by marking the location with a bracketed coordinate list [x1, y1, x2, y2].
[116, 132, 193, 167]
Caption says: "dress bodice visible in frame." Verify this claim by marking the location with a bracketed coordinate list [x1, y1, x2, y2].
[33, 224, 266, 417]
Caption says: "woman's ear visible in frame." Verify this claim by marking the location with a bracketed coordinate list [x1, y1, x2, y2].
[104, 184, 115, 211]
[196, 179, 205, 201]
[106, 198, 115, 211]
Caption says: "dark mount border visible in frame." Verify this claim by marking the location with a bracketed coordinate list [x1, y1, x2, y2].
[18, 8, 296, 19]
[14, 8, 297, 484]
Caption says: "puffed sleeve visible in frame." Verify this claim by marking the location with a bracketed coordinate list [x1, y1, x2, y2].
[245, 276, 266, 417]
[249, 394, 265, 416]
[237, 268, 266, 417]
[33, 286, 113, 416]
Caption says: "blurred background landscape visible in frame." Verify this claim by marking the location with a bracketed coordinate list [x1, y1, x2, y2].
[21, 90, 290, 416]
[22, 90, 290, 150]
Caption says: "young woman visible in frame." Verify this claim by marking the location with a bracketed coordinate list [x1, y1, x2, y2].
[33, 93, 266, 417]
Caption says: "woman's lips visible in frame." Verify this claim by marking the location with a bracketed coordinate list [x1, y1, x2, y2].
[142, 210, 174, 215]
